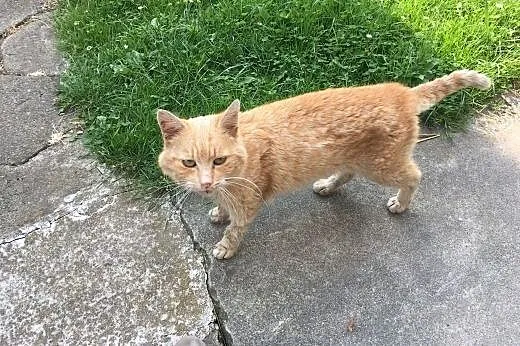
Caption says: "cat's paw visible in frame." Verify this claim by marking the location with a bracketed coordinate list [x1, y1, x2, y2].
[208, 206, 229, 224]
[386, 196, 407, 214]
[212, 239, 237, 259]
[312, 178, 337, 196]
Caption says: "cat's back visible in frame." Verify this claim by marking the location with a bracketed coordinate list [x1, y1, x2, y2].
[241, 82, 417, 132]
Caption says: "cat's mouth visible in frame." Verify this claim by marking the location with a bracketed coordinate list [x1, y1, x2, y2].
[194, 180, 231, 196]
[194, 187, 216, 196]
[198, 182, 228, 196]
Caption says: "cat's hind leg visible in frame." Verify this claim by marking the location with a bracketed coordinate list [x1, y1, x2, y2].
[384, 161, 422, 213]
[313, 171, 354, 196]
[208, 205, 230, 224]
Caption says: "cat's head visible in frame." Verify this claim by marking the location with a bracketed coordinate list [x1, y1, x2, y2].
[157, 100, 247, 195]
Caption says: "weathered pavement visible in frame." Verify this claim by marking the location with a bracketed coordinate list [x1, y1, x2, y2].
[0, 2, 218, 344]
[182, 101, 520, 345]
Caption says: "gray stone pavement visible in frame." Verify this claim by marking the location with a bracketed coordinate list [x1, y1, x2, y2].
[182, 115, 520, 344]
[0, 2, 218, 345]
[0, 75, 62, 166]
[2, 12, 66, 76]
[0, 0, 43, 37]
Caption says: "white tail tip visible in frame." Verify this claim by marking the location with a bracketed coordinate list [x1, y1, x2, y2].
[455, 70, 492, 90]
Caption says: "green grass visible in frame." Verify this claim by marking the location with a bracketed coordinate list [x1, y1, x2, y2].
[55, 0, 519, 189]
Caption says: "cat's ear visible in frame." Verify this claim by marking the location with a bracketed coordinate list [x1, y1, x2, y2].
[221, 99, 240, 137]
[157, 109, 184, 140]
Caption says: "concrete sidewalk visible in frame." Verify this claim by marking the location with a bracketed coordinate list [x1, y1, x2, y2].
[0, 2, 218, 344]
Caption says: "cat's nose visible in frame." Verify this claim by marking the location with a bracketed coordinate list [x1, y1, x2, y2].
[200, 182, 212, 192]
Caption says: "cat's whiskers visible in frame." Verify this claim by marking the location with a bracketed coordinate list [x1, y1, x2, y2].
[219, 187, 240, 217]
[226, 180, 262, 198]
[223, 177, 262, 196]
[170, 187, 187, 202]
[223, 179, 271, 219]
[170, 181, 194, 210]
[176, 190, 193, 210]
[173, 190, 188, 207]
[169, 181, 188, 195]
[224, 180, 260, 197]
[169, 184, 187, 196]
[216, 186, 241, 221]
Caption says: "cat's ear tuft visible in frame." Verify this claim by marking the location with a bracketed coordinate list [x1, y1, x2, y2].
[157, 109, 184, 140]
[221, 99, 240, 137]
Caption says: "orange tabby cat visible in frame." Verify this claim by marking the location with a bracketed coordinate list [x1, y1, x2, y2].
[157, 70, 490, 259]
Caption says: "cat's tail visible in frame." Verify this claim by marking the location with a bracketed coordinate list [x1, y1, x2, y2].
[413, 70, 491, 113]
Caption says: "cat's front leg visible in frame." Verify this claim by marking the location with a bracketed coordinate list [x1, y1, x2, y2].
[208, 205, 230, 224]
[213, 225, 249, 259]
[212, 199, 261, 259]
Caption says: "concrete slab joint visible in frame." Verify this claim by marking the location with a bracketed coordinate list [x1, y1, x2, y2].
[0, 75, 63, 166]
[178, 208, 233, 346]
[0, 0, 44, 37]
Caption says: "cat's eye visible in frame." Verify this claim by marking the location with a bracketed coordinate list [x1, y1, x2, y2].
[213, 157, 227, 166]
[182, 159, 196, 168]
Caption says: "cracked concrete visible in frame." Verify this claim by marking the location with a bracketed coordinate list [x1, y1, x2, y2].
[2, 12, 66, 76]
[179, 214, 233, 346]
[1, 173, 216, 344]
[0, 75, 63, 166]
[1, 2, 220, 344]
[0, 0, 44, 36]
[1, 141, 97, 241]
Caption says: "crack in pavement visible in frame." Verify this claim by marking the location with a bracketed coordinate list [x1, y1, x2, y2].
[1, 124, 81, 167]
[1, 175, 218, 343]
[0, 8, 50, 39]
[177, 205, 233, 346]
[0, 37, 4, 74]
[0, 178, 114, 246]
[1, 4, 226, 343]
[4, 142, 52, 167]
[0, 6, 55, 76]
[0, 211, 66, 246]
